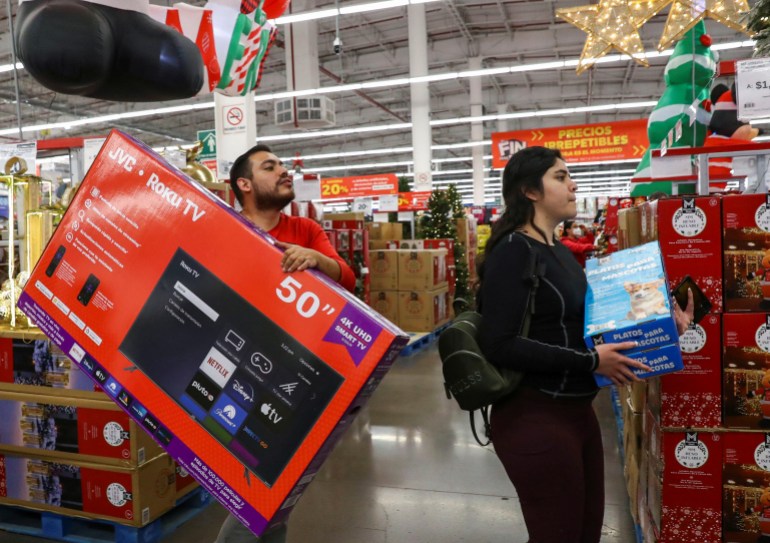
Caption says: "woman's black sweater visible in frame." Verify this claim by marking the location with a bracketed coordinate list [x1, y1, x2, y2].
[478, 232, 599, 398]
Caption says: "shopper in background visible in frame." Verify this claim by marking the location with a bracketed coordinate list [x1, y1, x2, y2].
[561, 219, 595, 267]
[213, 144, 355, 543]
[476, 146, 694, 543]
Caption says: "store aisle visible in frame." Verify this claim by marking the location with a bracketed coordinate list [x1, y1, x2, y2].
[0, 344, 635, 543]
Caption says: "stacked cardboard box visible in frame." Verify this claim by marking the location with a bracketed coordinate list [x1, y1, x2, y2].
[368, 246, 449, 332]
[0, 390, 164, 466]
[0, 337, 193, 525]
[0, 451, 176, 526]
[397, 249, 449, 332]
[324, 213, 372, 305]
[617, 196, 721, 541]
[365, 222, 404, 242]
[615, 194, 770, 542]
[374, 238, 457, 296]
[0, 338, 102, 399]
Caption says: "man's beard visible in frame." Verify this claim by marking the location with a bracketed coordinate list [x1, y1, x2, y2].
[252, 182, 295, 211]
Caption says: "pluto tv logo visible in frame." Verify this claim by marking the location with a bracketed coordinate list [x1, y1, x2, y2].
[185, 372, 218, 410]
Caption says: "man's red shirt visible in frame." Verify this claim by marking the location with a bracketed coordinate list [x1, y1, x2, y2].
[268, 213, 356, 292]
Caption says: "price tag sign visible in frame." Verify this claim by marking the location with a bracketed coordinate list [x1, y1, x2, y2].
[379, 194, 399, 212]
[352, 197, 373, 216]
[737, 57, 770, 120]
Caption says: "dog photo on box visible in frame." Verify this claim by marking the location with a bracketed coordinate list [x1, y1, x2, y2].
[585, 242, 683, 386]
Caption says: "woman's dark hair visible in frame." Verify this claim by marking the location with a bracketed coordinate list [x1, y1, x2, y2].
[562, 219, 574, 237]
[478, 146, 563, 280]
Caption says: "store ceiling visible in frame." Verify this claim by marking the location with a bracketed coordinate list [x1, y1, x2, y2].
[0, 0, 755, 201]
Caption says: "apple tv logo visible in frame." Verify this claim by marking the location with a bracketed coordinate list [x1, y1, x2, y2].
[260, 403, 282, 424]
[254, 396, 289, 433]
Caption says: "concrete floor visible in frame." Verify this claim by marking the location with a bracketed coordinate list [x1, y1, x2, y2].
[0, 344, 636, 543]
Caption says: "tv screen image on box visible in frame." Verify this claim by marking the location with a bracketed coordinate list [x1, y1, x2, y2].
[119, 248, 343, 487]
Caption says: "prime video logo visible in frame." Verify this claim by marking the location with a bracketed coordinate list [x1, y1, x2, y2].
[215, 405, 237, 428]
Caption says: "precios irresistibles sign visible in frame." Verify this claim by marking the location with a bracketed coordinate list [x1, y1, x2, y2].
[491, 119, 648, 168]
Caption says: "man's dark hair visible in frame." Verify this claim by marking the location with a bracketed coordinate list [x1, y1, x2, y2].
[229, 143, 273, 204]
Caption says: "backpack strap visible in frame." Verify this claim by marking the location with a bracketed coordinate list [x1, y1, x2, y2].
[470, 407, 492, 447]
[474, 233, 547, 446]
[513, 232, 545, 337]
[465, 232, 548, 448]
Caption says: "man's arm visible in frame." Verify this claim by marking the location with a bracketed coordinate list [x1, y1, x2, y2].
[274, 219, 357, 292]
[277, 242, 343, 281]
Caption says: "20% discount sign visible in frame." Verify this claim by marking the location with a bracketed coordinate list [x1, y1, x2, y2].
[321, 179, 350, 198]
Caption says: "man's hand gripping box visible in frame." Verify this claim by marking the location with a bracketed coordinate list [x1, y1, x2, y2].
[18, 130, 409, 536]
[584, 242, 683, 387]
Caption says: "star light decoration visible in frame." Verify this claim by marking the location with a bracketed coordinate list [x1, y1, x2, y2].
[657, 0, 750, 50]
[556, 0, 671, 74]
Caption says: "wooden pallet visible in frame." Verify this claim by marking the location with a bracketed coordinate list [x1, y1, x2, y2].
[0, 487, 213, 543]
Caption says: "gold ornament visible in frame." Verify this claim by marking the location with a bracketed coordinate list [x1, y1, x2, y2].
[0, 300, 12, 323]
[182, 141, 218, 185]
[557, 0, 670, 74]
[658, 0, 750, 50]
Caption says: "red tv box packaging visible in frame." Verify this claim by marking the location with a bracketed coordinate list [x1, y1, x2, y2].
[0, 338, 101, 398]
[0, 451, 175, 526]
[18, 130, 409, 536]
[0, 390, 164, 466]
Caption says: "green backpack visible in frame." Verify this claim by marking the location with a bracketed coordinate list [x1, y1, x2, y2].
[438, 234, 543, 446]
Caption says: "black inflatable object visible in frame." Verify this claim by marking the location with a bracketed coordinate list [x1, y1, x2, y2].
[15, 0, 204, 102]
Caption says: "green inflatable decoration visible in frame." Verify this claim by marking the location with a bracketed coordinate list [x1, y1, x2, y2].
[631, 21, 716, 197]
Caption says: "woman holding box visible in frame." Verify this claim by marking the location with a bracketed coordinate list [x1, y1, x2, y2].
[477, 146, 693, 543]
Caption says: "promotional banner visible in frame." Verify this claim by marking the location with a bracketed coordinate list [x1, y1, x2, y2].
[398, 191, 431, 211]
[320, 174, 398, 200]
[491, 119, 648, 168]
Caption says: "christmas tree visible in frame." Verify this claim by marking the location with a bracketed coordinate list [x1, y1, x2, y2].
[631, 21, 716, 196]
[443, 184, 472, 305]
[748, 0, 770, 57]
[422, 190, 454, 238]
[423, 187, 473, 310]
[446, 184, 465, 219]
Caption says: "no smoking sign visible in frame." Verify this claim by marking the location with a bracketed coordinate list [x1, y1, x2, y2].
[222, 105, 246, 134]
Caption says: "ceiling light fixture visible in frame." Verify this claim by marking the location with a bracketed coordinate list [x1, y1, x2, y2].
[0, 33, 750, 138]
[274, 0, 440, 24]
